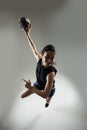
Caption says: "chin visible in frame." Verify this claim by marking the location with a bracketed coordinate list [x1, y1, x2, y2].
[46, 64, 52, 67]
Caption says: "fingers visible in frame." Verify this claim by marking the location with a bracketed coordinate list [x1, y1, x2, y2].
[22, 79, 31, 83]
[22, 79, 32, 89]
[22, 25, 32, 34]
[22, 79, 27, 83]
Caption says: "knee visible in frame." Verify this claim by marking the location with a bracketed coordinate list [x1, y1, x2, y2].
[21, 93, 25, 98]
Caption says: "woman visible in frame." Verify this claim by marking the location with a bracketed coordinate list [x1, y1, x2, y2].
[21, 23, 57, 108]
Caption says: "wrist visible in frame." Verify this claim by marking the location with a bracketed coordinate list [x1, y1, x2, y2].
[29, 86, 33, 91]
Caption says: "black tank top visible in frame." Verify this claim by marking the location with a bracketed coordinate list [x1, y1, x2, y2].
[36, 59, 57, 89]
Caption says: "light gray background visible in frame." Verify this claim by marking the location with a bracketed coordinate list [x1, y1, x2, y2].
[0, 0, 87, 130]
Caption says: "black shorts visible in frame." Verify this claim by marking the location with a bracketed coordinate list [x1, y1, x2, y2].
[33, 81, 55, 97]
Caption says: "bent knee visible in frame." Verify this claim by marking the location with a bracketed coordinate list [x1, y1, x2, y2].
[21, 94, 25, 98]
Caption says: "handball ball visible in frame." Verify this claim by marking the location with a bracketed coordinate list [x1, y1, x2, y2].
[19, 17, 31, 30]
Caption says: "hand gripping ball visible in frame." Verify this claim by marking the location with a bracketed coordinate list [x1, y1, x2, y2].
[19, 17, 31, 30]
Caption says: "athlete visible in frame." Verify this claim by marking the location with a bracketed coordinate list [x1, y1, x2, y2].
[21, 22, 57, 107]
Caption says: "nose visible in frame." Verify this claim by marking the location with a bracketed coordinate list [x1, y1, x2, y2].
[47, 59, 52, 64]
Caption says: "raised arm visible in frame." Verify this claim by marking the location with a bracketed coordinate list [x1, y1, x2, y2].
[23, 27, 42, 61]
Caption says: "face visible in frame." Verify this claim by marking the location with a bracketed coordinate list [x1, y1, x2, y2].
[42, 51, 55, 67]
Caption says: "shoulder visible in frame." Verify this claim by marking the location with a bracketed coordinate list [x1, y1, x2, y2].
[37, 58, 42, 64]
[46, 71, 55, 82]
[36, 54, 42, 62]
[48, 66, 57, 75]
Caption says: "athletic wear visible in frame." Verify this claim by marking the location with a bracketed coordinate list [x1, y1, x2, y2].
[34, 59, 57, 97]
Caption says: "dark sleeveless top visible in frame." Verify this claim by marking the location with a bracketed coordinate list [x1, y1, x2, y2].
[36, 59, 57, 89]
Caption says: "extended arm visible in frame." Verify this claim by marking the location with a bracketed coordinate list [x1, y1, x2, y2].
[23, 27, 42, 61]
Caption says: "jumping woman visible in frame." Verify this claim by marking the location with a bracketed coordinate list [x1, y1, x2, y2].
[20, 18, 57, 107]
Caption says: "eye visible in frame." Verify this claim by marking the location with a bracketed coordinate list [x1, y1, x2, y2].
[50, 56, 54, 61]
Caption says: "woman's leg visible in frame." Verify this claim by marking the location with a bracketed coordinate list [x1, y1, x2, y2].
[46, 96, 52, 103]
[21, 88, 34, 98]
[45, 97, 52, 107]
[45, 87, 55, 107]
[21, 82, 41, 98]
